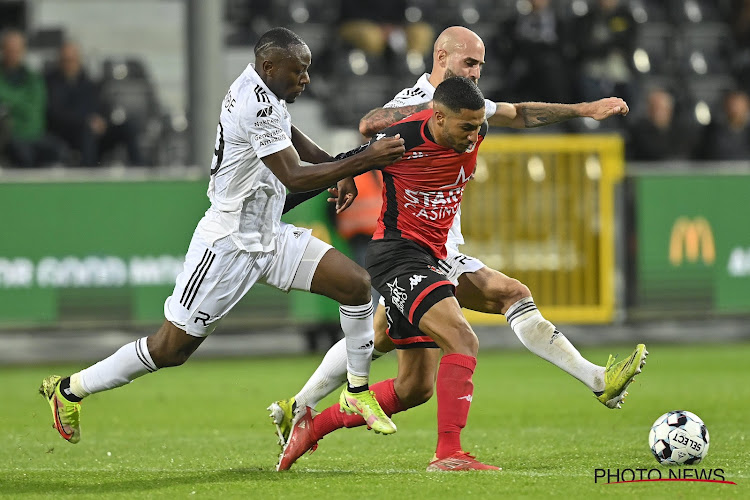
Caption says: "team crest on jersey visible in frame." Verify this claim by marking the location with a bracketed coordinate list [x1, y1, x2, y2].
[427, 265, 446, 275]
[254, 85, 270, 103]
[439, 166, 472, 189]
[292, 230, 303, 239]
[386, 278, 407, 313]
[256, 105, 273, 117]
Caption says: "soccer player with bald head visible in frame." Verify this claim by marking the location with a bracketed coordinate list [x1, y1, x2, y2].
[271, 26, 646, 471]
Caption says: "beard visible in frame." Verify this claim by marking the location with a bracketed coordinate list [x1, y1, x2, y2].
[443, 68, 478, 85]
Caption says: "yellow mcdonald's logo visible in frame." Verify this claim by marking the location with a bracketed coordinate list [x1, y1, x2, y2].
[669, 217, 715, 266]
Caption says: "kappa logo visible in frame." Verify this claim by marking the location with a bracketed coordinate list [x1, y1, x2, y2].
[405, 151, 428, 160]
[409, 274, 427, 290]
[458, 395, 473, 402]
[256, 105, 273, 117]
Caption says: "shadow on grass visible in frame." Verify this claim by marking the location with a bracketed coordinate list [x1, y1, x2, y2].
[2, 467, 374, 495]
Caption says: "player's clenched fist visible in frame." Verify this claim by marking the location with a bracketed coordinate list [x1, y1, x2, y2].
[364, 134, 405, 167]
[589, 97, 630, 120]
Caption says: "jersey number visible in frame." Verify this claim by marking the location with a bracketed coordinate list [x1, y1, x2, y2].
[210, 122, 224, 175]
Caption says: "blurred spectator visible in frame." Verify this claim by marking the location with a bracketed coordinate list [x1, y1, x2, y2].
[627, 88, 697, 160]
[45, 41, 144, 167]
[338, 1, 434, 60]
[499, 0, 573, 103]
[730, 0, 750, 89]
[698, 89, 750, 160]
[573, 0, 637, 104]
[334, 170, 383, 267]
[0, 29, 62, 168]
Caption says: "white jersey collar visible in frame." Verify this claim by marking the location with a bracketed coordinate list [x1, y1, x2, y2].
[415, 73, 436, 98]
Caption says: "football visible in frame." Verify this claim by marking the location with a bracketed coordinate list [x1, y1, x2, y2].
[648, 410, 710, 465]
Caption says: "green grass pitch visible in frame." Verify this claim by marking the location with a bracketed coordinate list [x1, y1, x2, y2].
[2, 342, 748, 499]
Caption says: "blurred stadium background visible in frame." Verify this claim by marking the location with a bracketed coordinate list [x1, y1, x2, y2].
[1, 0, 749, 364]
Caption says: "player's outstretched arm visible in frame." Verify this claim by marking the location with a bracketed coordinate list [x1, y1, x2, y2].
[488, 97, 629, 129]
[359, 102, 432, 137]
[263, 135, 404, 193]
[290, 125, 334, 164]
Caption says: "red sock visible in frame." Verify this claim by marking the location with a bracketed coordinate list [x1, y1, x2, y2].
[435, 353, 477, 459]
[312, 378, 404, 440]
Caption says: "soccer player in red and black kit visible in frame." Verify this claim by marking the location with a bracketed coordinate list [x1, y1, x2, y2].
[278, 76, 498, 471]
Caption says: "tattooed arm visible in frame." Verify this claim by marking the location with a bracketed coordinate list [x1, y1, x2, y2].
[487, 97, 629, 129]
[359, 102, 432, 137]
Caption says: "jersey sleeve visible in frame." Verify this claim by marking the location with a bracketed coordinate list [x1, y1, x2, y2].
[383, 87, 430, 109]
[240, 98, 293, 158]
[484, 99, 497, 119]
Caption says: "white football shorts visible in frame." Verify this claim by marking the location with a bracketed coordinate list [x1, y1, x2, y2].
[439, 247, 485, 285]
[165, 222, 332, 337]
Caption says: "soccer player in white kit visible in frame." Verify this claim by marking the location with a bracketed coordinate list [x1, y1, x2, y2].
[270, 26, 647, 471]
[39, 27, 406, 445]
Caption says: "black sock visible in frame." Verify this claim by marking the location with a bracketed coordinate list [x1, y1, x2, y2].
[347, 383, 368, 393]
[59, 377, 82, 402]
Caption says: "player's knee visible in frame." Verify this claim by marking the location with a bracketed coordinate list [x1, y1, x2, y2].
[505, 279, 531, 308]
[443, 321, 479, 356]
[374, 323, 395, 353]
[147, 323, 201, 368]
[488, 278, 530, 314]
[341, 267, 372, 305]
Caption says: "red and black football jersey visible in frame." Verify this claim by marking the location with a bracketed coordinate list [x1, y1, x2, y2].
[372, 109, 488, 260]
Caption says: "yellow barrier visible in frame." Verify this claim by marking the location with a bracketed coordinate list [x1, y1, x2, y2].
[461, 134, 624, 324]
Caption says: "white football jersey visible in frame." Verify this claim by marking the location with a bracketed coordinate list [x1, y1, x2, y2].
[200, 64, 293, 253]
[383, 73, 497, 252]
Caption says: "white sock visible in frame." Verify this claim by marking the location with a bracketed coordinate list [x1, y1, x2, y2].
[506, 298, 605, 392]
[70, 337, 158, 397]
[339, 302, 375, 386]
[294, 338, 388, 409]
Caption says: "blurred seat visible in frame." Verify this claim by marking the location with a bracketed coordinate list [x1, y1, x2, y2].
[283, 0, 339, 24]
[669, 0, 727, 24]
[677, 24, 733, 77]
[99, 58, 163, 164]
[434, 0, 514, 26]
[632, 24, 676, 77]
[287, 22, 334, 60]
[684, 75, 737, 127]
[628, 0, 670, 24]
[324, 76, 394, 128]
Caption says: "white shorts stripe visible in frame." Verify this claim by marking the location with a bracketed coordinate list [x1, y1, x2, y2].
[165, 221, 325, 337]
